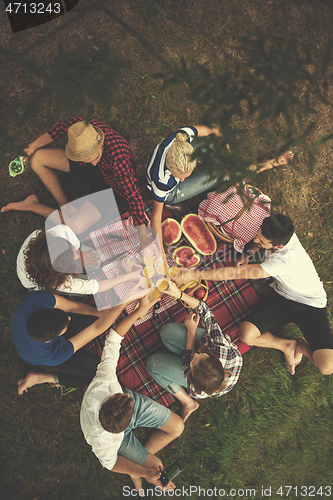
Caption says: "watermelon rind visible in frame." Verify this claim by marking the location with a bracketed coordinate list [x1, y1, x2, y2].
[161, 218, 182, 246]
[172, 246, 200, 268]
[206, 222, 234, 243]
[181, 214, 217, 255]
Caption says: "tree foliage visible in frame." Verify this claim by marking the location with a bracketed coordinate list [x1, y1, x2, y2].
[0, 3, 332, 191]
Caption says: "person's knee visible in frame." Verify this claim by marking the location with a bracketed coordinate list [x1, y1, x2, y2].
[29, 149, 45, 172]
[238, 321, 259, 345]
[146, 354, 157, 376]
[168, 412, 184, 437]
[313, 351, 333, 375]
[317, 360, 333, 376]
[160, 324, 173, 344]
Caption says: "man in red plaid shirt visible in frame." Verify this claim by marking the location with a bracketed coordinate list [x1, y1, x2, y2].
[14, 117, 147, 226]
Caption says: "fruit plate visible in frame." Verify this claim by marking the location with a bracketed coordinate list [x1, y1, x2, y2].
[179, 279, 209, 309]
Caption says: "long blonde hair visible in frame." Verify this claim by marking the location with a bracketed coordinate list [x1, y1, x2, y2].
[166, 132, 196, 174]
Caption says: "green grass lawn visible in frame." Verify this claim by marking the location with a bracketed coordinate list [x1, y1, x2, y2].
[1, 1, 333, 499]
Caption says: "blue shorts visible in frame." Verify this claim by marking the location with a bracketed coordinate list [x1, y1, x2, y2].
[117, 388, 171, 466]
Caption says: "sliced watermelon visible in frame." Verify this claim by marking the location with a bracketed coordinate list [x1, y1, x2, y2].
[172, 246, 200, 268]
[181, 214, 217, 255]
[161, 218, 182, 246]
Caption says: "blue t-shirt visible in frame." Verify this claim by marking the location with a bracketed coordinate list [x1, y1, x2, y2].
[12, 291, 75, 366]
[145, 126, 198, 202]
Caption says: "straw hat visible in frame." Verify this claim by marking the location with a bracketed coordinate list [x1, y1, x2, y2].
[65, 121, 105, 162]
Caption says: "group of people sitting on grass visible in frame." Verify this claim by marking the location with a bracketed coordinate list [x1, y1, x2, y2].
[3, 117, 333, 494]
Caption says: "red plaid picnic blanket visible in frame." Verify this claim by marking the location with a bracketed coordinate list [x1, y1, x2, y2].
[198, 186, 271, 252]
[85, 194, 259, 407]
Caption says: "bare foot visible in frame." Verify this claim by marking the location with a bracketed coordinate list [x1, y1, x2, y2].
[283, 339, 298, 375]
[271, 150, 294, 168]
[1, 194, 40, 213]
[293, 338, 305, 371]
[130, 475, 144, 497]
[254, 151, 294, 173]
[18, 371, 55, 395]
[180, 399, 199, 422]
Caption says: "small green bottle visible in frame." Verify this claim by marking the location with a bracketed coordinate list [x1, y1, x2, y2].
[9, 156, 26, 177]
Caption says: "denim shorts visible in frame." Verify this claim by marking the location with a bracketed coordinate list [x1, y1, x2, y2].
[117, 388, 171, 466]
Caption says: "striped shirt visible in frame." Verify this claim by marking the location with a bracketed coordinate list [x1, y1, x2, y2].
[145, 126, 198, 202]
[183, 301, 243, 399]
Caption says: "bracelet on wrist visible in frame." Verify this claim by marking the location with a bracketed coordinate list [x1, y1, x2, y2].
[179, 290, 183, 300]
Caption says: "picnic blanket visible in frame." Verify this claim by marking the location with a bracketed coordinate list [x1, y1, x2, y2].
[84, 194, 259, 407]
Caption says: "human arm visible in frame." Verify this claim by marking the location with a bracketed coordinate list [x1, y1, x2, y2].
[54, 294, 104, 317]
[113, 293, 160, 337]
[234, 240, 261, 267]
[96, 270, 142, 293]
[150, 199, 168, 262]
[24, 133, 54, 157]
[67, 303, 125, 353]
[135, 224, 161, 260]
[184, 313, 200, 351]
[163, 279, 200, 309]
[25, 118, 83, 157]
[194, 124, 222, 137]
[175, 263, 271, 285]
[105, 146, 147, 226]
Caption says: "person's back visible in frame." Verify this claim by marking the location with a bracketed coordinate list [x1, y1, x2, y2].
[12, 291, 73, 367]
[261, 232, 326, 307]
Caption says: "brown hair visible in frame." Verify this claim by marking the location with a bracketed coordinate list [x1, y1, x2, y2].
[24, 230, 77, 291]
[99, 393, 134, 433]
[27, 309, 70, 342]
[260, 214, 295, 246]
[186, 344, 230, 396]
[166, 132, 197, 174]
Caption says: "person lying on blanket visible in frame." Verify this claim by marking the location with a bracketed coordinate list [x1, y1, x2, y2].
[175, 214, 333, 377]
[80, 293, 184, 495]
[146, 280, 242, 422]
[145, 123, 294, 260]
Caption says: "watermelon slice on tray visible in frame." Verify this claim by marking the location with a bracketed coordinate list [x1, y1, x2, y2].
[172, 246, 200, 268]
[181, 213, 217, 255]
[161, 218, 182, 246]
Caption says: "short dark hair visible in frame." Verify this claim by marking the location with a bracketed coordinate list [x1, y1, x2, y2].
[26, 309, 70, 342]
[99, 393, 134, 433]
[260, 214, 295, 246]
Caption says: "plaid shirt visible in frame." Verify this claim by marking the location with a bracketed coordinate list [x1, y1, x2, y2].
[48, 117, 147, 226]
[183, 301, 243, 399]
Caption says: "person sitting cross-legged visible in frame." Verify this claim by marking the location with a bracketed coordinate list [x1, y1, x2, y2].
[2, 117, 147, 226]
[146, 280, 243, 422]
[80, 293, 184, 495]
[176, 214, 333, 376]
